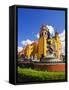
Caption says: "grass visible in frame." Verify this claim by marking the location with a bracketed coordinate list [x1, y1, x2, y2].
[18, 67, 65, 82]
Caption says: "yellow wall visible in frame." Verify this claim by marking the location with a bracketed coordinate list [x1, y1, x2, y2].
[55, 36, 62, 59]
[51, 36, 62, 59]
[38, 36, 47, 59]
[25, 43, 38, 59]
[25, 45, 34, 59]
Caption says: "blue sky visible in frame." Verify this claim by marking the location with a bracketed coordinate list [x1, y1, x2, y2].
[17, 8, 65, 47]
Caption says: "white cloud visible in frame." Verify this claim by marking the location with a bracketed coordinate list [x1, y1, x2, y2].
[59, 30, 65, 42]
[61, 41, 65, 55]
[36, 33, 39, 39]
[21, 39, 34, 46]
[59, 30, 65, 55]
[46, 25, 55, 37]
[18, 47, 23, 52]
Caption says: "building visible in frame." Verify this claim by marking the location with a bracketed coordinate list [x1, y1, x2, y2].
[19, 24, 62, 60]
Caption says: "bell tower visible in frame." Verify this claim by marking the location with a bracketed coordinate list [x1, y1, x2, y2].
[38, 24, 48, 59]
[40, 24, 48, 38]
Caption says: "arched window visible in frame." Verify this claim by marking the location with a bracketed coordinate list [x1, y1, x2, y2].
[45, 32, 46, 35]
[42, 32, 43, 36]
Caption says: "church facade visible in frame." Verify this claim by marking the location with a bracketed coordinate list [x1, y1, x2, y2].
[19, 25, 62, 60]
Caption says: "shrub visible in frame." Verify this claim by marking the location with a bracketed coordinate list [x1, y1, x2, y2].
[17, 67, 65, 82]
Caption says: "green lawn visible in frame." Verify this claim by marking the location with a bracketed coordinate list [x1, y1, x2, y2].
[18, 67, 65, 81]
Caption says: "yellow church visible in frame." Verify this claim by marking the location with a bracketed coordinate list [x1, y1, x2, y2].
[19, 25, 62, 60]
